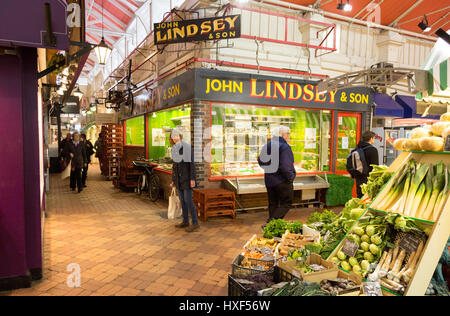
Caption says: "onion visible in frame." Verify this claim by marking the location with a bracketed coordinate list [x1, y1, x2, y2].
[410, 127, 432, 139]
[418, 137, 445, 152]
[393, 138, 408, 151]
[440, 112, 450, 122]
[431, 122, 450, 137]
[403, 139, 420, 151]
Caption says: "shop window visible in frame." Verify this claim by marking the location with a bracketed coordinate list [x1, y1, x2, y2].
[210, 104, 332, 178]
[336, 113, 361, 172]
[125, 115, 145, 146]
[147, 104, 191, 171]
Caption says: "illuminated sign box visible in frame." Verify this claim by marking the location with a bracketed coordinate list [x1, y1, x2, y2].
[154, 15, 241, 45]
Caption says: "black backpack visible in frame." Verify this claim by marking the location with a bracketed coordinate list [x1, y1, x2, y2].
[346, 147, 369, 178]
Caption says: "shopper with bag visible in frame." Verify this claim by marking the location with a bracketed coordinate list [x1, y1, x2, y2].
[170, 129, 199, 233]
[346, 131, 379, 198]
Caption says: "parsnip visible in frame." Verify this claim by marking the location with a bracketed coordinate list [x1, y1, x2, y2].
[388, 249, 406, 280]
[402, 241, 424, 284]
[389, 241, 401, 271]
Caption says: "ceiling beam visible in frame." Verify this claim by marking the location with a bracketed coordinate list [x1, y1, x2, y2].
[108, 0, 134, 18]
[92, 2, 127, 29]
[353, 0, 376, 19]
[389, 0, 424, 27]
[116, 0, 139, 12]
[87, 27, 133, 37]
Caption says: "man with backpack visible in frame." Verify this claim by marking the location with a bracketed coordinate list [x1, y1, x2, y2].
[346, 131, 379, 198]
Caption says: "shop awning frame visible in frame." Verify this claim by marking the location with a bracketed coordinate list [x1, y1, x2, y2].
[373, 93, 404, 118]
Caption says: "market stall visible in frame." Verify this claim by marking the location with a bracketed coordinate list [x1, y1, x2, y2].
[116, 68, 373, 208]
[227, 114, 450, 296]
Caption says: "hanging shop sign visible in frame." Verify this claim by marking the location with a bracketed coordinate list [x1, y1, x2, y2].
[154, 15, 241, 45]
[195, 69, 374, 111]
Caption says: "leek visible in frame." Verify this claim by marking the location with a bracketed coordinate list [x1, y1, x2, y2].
[404, 163, 429, 217]
[398, 160, 415, 214]
[432, 166, 449, 222]
[383, 177, 407, 212]
[414, 166, 434, 219]
[377, 163, 408, 210]
[422, 162, 445, 221]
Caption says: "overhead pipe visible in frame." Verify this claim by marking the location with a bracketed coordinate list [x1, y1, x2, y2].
[253, 0, 438, 42]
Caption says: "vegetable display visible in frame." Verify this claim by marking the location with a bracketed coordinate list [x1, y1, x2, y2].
[320, 278, 359, 295]
[360, 165, 393, 200]
[372, 159, 449, 222]
[271, 279, 331, 296]
[329, 213, 390, 277]
[263, 219, 303, 239]
[277, 233, 315, 257]
[233, 274, 275, 294]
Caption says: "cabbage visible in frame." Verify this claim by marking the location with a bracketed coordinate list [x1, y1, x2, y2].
[349, 257, 358, 267]
[370, 235, 382, 245]
[360, 242, 370, 252]
[369, 244, 379, 255]
[352, 265, 362, 273]
[364, 252, 375, 262]
[361, 260, 370, 271]
[366, 226, 376, 237]
[341, 261, 351, 271]
[353, 226, 365, 236]
[361, 234, 371, 243]
[337, 251, 347, 261]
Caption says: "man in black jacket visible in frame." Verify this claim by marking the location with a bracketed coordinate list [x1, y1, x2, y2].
[170, 129, 199, 232]
[80, 133, 94, 188]
[66, 132, 87, 193]
[353, 131, 379, 198]
[258, 126, 296, 223]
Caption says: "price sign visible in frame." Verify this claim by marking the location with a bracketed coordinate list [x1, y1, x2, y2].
[342, 240, 359, 258]
[363, 282, 383, 296]
[399, 234, 421, 254]
[445, 135, 450, 152]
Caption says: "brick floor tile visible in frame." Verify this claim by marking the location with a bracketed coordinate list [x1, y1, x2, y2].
[0, 164, 330, 297]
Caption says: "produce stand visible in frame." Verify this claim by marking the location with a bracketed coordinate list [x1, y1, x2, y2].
[228, 149, 449, 296]
[223, 175, 329, 211]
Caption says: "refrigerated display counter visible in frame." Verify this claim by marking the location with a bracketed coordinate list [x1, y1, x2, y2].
[223, 174, 330, 211]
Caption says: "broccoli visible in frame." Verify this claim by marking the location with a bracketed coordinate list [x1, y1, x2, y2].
[305, 243, 323, 254]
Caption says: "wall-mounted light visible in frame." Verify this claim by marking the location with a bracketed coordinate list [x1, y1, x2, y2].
[418, 16, 432, 32]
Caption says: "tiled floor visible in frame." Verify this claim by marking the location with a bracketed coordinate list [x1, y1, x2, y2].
[1, 164, 324, 296]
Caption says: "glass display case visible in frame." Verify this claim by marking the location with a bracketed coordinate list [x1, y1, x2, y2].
[210, 103, 332, 178]
[147, 104, 191, 171]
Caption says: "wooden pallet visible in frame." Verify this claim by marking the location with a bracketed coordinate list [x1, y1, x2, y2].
[193, 189, 236, 222]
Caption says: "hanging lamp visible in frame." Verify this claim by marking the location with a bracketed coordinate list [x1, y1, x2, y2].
[94, 0, 112, 65]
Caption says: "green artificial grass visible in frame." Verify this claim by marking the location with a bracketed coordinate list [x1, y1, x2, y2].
[321, 174, 355, 207]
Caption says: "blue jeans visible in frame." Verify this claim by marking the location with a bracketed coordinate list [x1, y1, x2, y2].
[177, 188, 198, 225]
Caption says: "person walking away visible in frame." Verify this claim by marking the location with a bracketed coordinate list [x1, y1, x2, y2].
[258, 126, 296, 223]
[346, 131, 379, 198]
[80, 133, 94, 187]
[66, 132, 87, 193]
[170, 129, 199, 232]
[60, 133, 72, 170]
[94, 132, 102, 165]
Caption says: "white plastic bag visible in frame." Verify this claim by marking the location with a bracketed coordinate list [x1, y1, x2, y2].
[168, 188, 182, 219]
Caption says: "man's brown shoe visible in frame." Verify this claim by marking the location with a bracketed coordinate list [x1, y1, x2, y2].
[175, 222, 189, 228]
[185, 224, 200, 232]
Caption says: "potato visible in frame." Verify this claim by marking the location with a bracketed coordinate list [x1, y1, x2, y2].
[403, 139, 420, 151]
[410, 127, 433, 139]
[393, 138, 408, 151]
[431, 122, 450, 137]
[418, 137, 445, 152]
[440, 112, 450, 122]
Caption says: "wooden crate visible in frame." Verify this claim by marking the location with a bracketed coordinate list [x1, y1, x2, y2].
[193, 189, 236, 221]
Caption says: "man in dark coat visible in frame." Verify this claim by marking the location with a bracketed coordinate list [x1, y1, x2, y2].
[66, 132, 87, 193]
[80, 133, 94, 188]
[258, 126, 296, 223]
[171, 129, 199, 232]
[353, 131, 379, 198]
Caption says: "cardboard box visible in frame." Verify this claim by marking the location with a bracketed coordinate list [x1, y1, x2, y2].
[278, 253, 339, 283]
